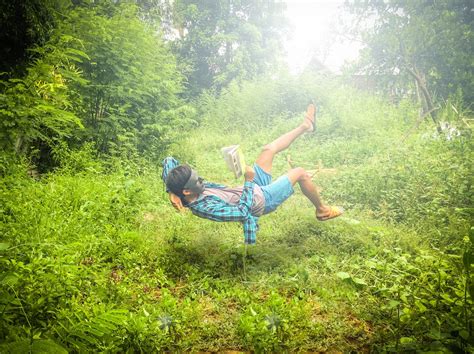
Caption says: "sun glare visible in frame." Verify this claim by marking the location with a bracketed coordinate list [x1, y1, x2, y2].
[283, 0, 362, 74]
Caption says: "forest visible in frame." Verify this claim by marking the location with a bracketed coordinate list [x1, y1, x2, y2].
[0, 0, 472, 352]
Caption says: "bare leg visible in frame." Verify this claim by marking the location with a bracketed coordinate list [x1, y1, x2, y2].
[287, 167, 327, 213]
[286, 167, 343, 220]
[255, 104, 315, 174]
[255, 125, 306, 173]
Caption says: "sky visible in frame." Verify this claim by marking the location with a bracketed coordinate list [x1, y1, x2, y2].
[283, 0, 362, 74]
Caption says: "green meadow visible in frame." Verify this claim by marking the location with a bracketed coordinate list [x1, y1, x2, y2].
[2, 77, 472, 352]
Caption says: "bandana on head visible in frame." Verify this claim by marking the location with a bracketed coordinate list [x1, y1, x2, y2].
[183, 169, 205, 194]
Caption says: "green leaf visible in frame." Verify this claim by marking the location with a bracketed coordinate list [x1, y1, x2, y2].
[65, 48, 90, 61]
[0, 339, 67, 354]
[336, 272, 351, 280]
[0, 339, 30, 353]
[31, 339, 68, 353]
[388, 300, 400, 309]
[365, 260, 377, 268]
[400, 337, 414, 344]
[0, 242, 11, 251]
[1, 274, 18, 286]
[415, 300, 427, 312]
[352, 277, 367, 286]
[459, 330, 469, 340]
[441, 293, 454, 304]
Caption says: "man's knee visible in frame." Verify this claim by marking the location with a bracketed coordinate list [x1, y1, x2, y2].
[294, 167, 310, 179]
[288, 167, 309, 184]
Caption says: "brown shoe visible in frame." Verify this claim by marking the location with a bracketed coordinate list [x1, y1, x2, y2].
[316, 206, 344, 221]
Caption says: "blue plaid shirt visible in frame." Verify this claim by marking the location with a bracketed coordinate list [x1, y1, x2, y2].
[162, 157, 258, 244]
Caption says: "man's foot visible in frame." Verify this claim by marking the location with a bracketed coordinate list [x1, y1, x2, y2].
[302, 103, 316, 132]
[316, 206, 344, 221]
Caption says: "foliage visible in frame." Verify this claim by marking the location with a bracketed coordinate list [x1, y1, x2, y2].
[1, 1, 195, 170]
[237, 292, 317, 351]
[171, 0, 288, 96]
[0, 0, 70, 74]
[345, 0, 474, 103]
[51, 141, 103, 175]
[0, 0, 472, 348]
[194, 72, 328, 136]
[2, 76, 472, 351]
[58, 4, 194, 160]
[53, 307, 128, 351]
[189, 76, 473, 350]
[327, 135, 473, 242]
[0, 34, 87, 160]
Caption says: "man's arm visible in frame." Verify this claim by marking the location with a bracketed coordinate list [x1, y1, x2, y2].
[195, 165, 255, 218]
[191, 180, 255, 221]
[161, 157, 180, 188]
[190, 166, 258, 244]
[161, 156, 188, 211]
[169, 192, 184, 211]
[190, 184, 258, 244]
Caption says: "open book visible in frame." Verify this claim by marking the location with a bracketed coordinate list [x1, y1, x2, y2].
[221, 145, 246, 179]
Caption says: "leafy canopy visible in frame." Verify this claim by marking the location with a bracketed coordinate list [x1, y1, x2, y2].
[345, 0, 474, 102]
[61, 4, 193, 159]
[171, 0, 288, 96]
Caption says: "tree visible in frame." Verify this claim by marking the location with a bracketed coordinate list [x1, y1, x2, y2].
[0, 0, 70, 75]
[1, 1, 193, 168]
[170, 0, 288, 97]
[0, 34, 86, 162]
[59, 4, 193, 159]
[345, 0, 473, 123]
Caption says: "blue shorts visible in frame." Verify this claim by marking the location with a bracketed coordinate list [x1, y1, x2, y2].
[253, 163, 294, 214]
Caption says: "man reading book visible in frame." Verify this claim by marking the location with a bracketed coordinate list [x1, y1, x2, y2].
[161, 104, 343, 244]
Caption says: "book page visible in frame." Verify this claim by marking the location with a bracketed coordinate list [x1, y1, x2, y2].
[221, 145, 245, 178]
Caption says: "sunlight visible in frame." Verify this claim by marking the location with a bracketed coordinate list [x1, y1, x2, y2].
[283, 0, 362, 73]
[2, 1, 471, 351]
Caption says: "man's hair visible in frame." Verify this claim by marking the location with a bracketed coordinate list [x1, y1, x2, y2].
[166, 165, 192, 198]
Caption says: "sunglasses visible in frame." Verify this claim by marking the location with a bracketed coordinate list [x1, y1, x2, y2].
[183, 169, 204, 190]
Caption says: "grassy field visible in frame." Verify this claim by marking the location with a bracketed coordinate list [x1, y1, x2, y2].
[1, 77, 472, 352]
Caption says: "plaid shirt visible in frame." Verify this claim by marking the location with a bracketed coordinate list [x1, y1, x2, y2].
[187, 181, 258, 244]
[162, 157, 259, 244]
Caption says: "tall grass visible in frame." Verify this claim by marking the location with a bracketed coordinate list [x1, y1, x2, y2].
[1, 73, 472, 351]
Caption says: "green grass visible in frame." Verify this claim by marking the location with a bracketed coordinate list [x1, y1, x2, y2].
[1, 78, 472, 352]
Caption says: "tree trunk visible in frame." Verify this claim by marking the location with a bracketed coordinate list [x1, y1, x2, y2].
[406, 66, 442, 133]
[414, 78, 423, 114]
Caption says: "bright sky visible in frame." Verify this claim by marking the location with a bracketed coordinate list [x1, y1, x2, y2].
[283, 0, 362, 74]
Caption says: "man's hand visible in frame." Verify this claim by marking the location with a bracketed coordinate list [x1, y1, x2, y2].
[244, 165, 255, 182]
[169, 192, 184, 211]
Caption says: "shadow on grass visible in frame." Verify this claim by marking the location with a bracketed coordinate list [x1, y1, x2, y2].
[158, 212, 377, 283]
